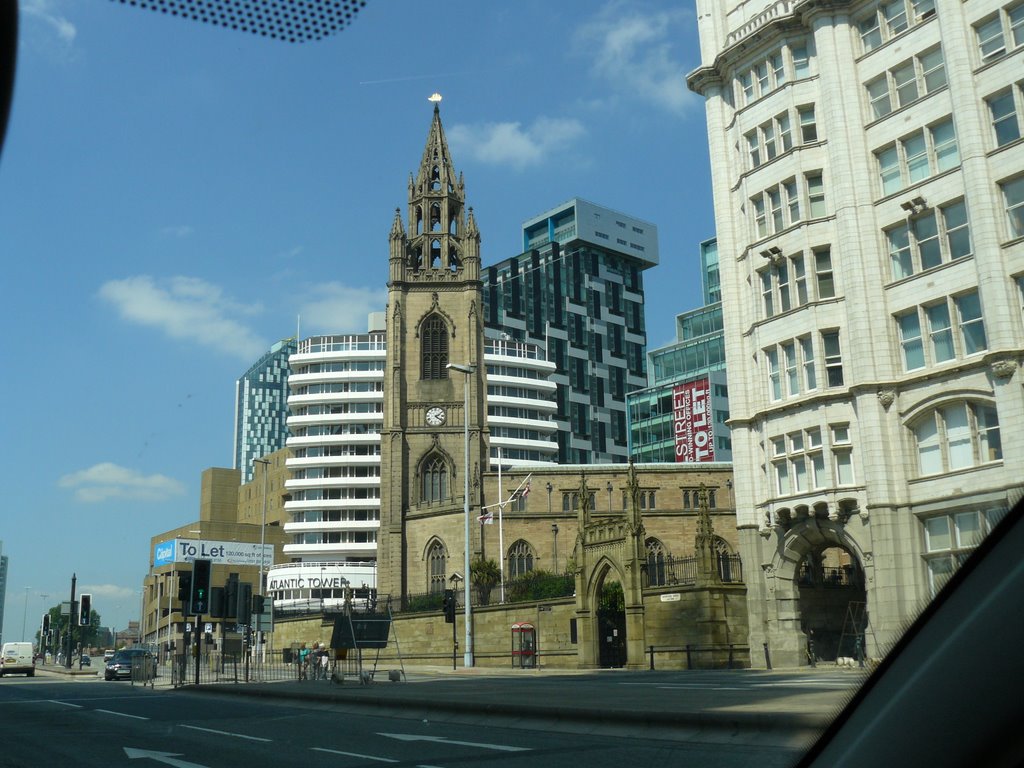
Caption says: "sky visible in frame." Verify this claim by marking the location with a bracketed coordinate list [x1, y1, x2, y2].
[0, 0, 715, 639]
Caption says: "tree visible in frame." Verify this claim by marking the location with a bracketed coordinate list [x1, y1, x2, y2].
[470, 557, 501, 606]
[37, 603, 102, 655]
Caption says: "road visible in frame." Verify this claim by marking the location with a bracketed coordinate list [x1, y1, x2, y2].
[0, 671, 841, 767]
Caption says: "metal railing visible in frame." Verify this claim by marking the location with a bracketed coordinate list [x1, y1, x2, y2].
[396, 572, 575, 614]
[170, 652, 364, 686]
[796, 564, 863, 588]
[642, 554, 743, 588]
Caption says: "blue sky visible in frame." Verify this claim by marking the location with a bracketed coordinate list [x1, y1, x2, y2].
[0, 0, 714, 638]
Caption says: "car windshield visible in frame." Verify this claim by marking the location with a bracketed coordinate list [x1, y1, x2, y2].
[2, 1, 1019, 765]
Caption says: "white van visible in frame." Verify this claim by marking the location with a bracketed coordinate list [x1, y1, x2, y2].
[0, 642, 36, 677]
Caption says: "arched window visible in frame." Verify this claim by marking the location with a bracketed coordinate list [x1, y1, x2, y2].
[430, 238, 442, 267]
[507, 540, 534, 578]
[910, 401, 1001, 476]
[430, 203, 442, 231]
[427, 540, 446, 594]
[645, 538, 667, 586]
[449, 245, 461, 271]
[421, 314, 448, 379]
[421, 454, 448, 503]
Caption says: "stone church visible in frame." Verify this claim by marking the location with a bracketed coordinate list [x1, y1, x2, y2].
[368, 101, 748, 669]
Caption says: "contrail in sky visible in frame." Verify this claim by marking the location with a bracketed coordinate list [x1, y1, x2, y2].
[359, 70, 501, 85]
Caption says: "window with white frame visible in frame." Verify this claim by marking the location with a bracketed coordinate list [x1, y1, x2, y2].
[831, 423, 855, 485]
[865, 46, 946, 120]
[734, 42, 814, 107]
[1002, 176, 1024, 238]
[746, 109, 803, 170]
[923, 508, 1003, 596]
[822, 331, 844, 387]
[875, 118, 959, 196]
[770, 427, 838, 496]
[886, 200, 972, 280]
[814, 247, 836, 299]
[759, 251, 823, 318]
[751, 175, 820, 237]
[798, 105, 818, 143]
[895, 290, 987, 370]
[859, 0, 936, 53]
[912, 402, 1002, 476]
[974, 2, 1024, 64]
[764, 335, 820, 400]
[986, 85, 1023, 148]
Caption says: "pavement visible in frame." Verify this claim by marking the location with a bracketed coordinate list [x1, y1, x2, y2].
[38, 660, 865, 746]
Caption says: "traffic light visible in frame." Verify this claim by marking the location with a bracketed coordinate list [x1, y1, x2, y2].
[238, 583, 252, 625]
[79, 594, 92, 626]
[225, 575, 239, 618]
[209, 586, 225, 618]
[190, 559, 212, 614]
[443, 589, 455, 624]
[177, 571, 192, 603]
[42, 613, 50, 634]
[252, 594, 266, 616]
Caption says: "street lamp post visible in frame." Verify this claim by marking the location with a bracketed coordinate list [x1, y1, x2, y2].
[254, 457, 270, 663]
[447, 361, 475, 668]
[21, 587, 31, 642]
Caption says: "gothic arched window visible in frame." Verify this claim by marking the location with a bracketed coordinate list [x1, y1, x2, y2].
[421, 314, 448, 379]
[427, 540, 447, 594]
[421, 454, 448, 503]
[507, 539, 534, 579]
[646, 537, 668, 586]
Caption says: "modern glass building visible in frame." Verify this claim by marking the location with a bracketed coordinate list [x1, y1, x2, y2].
[483, 198, 659, 464]
[628, 238, 732, 463]
[233, 337, 297, 484]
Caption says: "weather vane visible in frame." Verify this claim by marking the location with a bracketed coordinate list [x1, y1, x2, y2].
[429, 92, 442, 103]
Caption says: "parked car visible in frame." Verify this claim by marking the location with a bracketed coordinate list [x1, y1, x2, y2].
[103, 650, 115, 662]
[78, 655, 91, 667]
[0, 642, 35, 677]
[104, 649, 155, 681]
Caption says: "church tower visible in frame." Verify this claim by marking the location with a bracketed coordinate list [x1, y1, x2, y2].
[378, 100, 489, 602]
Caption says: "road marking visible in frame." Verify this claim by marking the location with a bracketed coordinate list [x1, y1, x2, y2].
[47, 700, 83, 708]
[97, 709, 150, 720]
[311, 747, 398, 763]
[124, 748, 210, 767]
[379, 733, 530, 752]
[179, 725, 271, 742]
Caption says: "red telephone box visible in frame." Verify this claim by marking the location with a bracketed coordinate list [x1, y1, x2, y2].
[511, 622, 537, 668]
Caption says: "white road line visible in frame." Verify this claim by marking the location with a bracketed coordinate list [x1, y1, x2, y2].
[179, 725, 271, 742]
[96, 709, 149, 720]
[47, 700, 82, 708]
[311, 747, 398, 763]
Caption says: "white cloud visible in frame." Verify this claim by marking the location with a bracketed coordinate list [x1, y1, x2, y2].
[448, 117, 585, 170]
[58, 462, 185, 504]
[159, 224, 194, 238]
[299, 282, 387, 335]
[79, 584, 139, 601]
[575, 2, 697, 116]
[21, 0, 77, 44]
[98, 275, 266, 359]
[275, 245, 303, 259]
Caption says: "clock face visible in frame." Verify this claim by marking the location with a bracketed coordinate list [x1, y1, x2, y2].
[425, 406, 446, 427]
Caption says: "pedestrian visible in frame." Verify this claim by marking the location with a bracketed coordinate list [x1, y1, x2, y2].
[298, 642, 309, 680]
[319, 643, 330, 680]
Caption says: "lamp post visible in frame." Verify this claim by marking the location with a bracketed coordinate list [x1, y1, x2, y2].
[21, 587, 31, 642]
[447, 361, 475, 668]
[254, 457, 270, 661]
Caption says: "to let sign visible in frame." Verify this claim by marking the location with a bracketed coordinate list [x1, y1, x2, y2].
[673, 377, 715, 463]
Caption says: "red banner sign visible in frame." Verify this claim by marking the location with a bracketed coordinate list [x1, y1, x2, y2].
[673, 378, 715, 463]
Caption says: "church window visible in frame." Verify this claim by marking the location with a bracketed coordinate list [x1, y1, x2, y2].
[430, 203, 442, 232]
[645, 538, 668, 586]
[421, 454, 449, 502]
[431, 165, 441, 191]
[416, 205, 423, 235]
[421, 314, 449, 379]
[449, 245, 461, 271]
[507, 540, 534, 578]
[427, 540, 446, 594]
[430, 239, 442, 268]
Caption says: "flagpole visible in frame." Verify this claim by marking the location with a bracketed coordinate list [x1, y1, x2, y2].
[497, 448, 506, 603]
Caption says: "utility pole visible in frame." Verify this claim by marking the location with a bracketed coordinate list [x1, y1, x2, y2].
[66, 574, 76, 669]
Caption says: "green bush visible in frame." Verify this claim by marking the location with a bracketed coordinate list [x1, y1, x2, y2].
[505, 570, 575, 602]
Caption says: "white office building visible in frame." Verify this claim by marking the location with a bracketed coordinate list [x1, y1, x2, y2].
[688, 0, 1024, 665]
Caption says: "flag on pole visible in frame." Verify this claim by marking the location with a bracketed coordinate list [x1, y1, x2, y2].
[511, 481, 531, 501]
[478, 510, 494, 524]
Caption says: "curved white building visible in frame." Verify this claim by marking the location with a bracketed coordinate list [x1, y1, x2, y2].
[266, 327, 556, 612]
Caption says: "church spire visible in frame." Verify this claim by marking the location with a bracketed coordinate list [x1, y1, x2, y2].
[391, 97, 478, 284]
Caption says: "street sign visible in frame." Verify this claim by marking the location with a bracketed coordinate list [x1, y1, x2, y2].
[204, 623, 212, 634]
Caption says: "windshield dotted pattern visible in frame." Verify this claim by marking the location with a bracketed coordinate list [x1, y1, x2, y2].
[111, 0, 367, 43]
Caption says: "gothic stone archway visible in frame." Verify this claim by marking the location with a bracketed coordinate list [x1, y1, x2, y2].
[570, 469, 647, 670]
